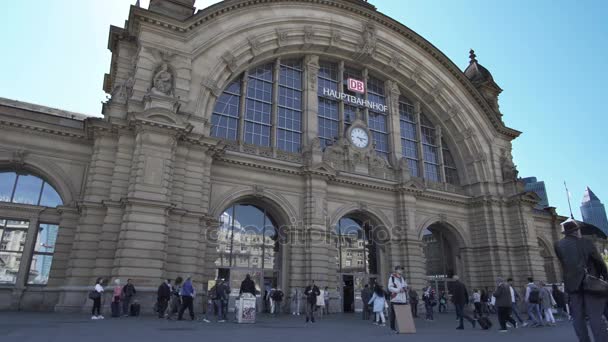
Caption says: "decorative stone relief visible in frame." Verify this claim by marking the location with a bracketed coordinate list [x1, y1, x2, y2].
[321, 138, 394, 180]
[386, 53, 402, 71]
[201, 77, 222, 98]
[253, 184, 265, 198]
[499, 149, 519, 182]
[111, 73, 135, 103]
[150, 62, 174, 97]
[276, 29, 288, 47]
[407, 66, 422, 88]
[303, 26, 314, 45]
[329, 29, 342, 47]
[305, 55, 320, 91]
[354, 21, 377, 61]
[424, 83, 443, 104]
[247, 36, 262, 57]
[221, 52, 238, 73]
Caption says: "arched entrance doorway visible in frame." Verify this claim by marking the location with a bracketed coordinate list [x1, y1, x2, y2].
[422, 223, 461, 297]
[215, 202, 283, 312]
[538, 238, 556, 283]
[333, 212, 386, 313]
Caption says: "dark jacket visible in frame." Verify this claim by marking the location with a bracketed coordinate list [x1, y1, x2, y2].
[240, 278, 256, 296]
[217, 282, 230, 301]
[361, 287, 372, 305]
[123, 283, 136, 297]
[157, 282, 171, 300]
[493, 283, 512, 308]
[304, 285, 320, 304]
[554, 235, 608, 293]
[408, 289, 418, 303]
[449, 280, 469, 305]
[553, 288, 566, 308]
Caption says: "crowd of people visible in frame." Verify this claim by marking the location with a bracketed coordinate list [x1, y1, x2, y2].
[86, 218, 607, 341]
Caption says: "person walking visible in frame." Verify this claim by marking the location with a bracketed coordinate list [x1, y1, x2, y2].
[90, 277, 105, 320]
[361, 284, 372, 320]
[272, 287, 284, 315]
[539, 281, 556, 326]
[423, 285, 436, 321]
[554, 218, 608, 342]
[438, 291, 447, 313]
[494, 277, 517, 332]
[506, 278, 524, 325]
[304, 280, 320, 323]
[157, 279, 171, 318]
[551, 284, 567, 321]
[121, 278, 136, 317]
[387, 265, 408, 332]
[368, 284, 387, 326]
[408, 288, 419, 318]
[524, 277, 543, 327]
[178, 276, 196, 320]
[315, 287, 325, 316]
[291, 287, 301, 315]
[217, 279, 230, 321]
[451, 275, 476, 329]
[472, 289, 482, 318]
[166, 276, 182, 320]
[323, 287, 330, 315]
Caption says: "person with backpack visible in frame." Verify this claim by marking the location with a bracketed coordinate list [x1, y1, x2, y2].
[111, 279, 122, 318]
[178, 276, 196, 320]
[494, 277, 517, 332]
[423, 285, 436, 321]
[90, 277, 105, 320]
[368, 284, 387, 326]
[387, 265, 408, 331]
[271, 287, 284, 315]
[524, 277, 543, 327]
[157, 279, 171, 318]
[408, 288, 419, 318]
[122, 278, 136, 317]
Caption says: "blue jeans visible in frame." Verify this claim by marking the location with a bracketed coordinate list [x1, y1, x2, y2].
[527, 303, 542, 325]
[425, 302, 434, 320]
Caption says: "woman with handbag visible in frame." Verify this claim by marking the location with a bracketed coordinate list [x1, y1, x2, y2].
[90, 277, 105, 320]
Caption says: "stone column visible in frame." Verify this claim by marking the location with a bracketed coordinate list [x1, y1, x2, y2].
[394, 190, 426, 292]
[386, 80, 402, 165]
[303, 55, 320, 146]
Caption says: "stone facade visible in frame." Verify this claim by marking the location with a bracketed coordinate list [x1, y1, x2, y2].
[0, 0, 570, 313]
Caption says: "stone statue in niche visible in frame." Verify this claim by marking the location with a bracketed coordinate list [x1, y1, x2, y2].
[151, 62, 174, 96]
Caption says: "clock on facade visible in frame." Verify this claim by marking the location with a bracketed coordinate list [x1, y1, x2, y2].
[350, 127, 369, 149]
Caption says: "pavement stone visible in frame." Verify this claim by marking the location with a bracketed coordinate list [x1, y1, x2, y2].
[0, 311, 579, 342]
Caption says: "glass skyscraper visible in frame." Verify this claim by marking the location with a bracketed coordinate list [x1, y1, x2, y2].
[580, 187, 608, 235]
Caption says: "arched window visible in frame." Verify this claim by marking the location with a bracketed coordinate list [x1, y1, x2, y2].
[0, 171, 63, 286]
[0, 171, 62, 207]
[211, 59, 303, 153]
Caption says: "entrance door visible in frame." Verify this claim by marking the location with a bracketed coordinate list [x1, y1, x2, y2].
[343, 275, 354, 312]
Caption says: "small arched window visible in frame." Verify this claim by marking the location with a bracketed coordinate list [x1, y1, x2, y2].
[0, 171, 63, 207]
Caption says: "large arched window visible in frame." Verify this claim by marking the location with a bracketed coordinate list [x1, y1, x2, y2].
[211, 59, 303, 153]
[0, 171, 63, 285]
[0, 171, 62, 207]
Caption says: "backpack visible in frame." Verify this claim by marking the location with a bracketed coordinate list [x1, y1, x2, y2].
[528, 288, 540, 304]
[88, 290, 101, 300]
[208, 286, 218, 300]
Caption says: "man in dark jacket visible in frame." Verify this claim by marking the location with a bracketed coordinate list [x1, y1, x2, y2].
[157, 279, 171, 318]
[304, 280, 320, 323]
[122, 278, 137, 317]
[361, 284, 372, 320]
[450, 275, 476, 329]
[217, 279, 230, 321]
[239, 274, 257, 296]
[554, 218, 608, 342]
[494, 277, 517, 332]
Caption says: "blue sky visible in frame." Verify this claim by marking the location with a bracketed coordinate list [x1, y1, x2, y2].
[1, 0, 606, 220]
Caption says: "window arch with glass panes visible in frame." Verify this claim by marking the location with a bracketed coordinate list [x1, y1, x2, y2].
[0, 171, 63, 286]
[398, 96, 460, 185]
[211, 59, 303, 153]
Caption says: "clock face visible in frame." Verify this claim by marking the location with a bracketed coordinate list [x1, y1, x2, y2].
[350, 127, 369, 148]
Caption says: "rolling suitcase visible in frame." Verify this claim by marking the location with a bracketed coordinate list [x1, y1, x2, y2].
[130, 302, 141, 317]
[478, 316, 492, 330]
[111, 301, 121, 318]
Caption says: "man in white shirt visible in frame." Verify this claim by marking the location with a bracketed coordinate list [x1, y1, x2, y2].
[387, 265, 408, 332]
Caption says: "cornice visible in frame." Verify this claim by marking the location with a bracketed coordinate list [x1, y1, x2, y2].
[0, 118, 88, 141]
[125, 0, 520, 139]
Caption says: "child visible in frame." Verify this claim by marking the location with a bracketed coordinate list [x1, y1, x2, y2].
[368, 285, 387, 326]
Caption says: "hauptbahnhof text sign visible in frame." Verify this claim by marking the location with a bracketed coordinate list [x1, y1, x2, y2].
[322, 78, 388, 113]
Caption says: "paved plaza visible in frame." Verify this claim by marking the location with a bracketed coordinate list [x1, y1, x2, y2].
[0, 311, 578, 342]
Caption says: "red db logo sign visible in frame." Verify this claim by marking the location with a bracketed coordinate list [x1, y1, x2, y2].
[347, 78, 365, 94]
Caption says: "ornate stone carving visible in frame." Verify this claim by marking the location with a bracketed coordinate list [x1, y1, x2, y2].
[355, 21, 377, 60]
[424, 83, 443, 104]
[387, 53, 402, 71]
[303, 26, 314, 45]
[407, 66, 422, 87]
[201, 77, 222, 97]
[253, 185, 265, 198]
[499, 149, 519, 182]
[111, 73, 135, 103]
[151, 62, 174, 96]
[329, 29, 342, 47]
[276, 29, 288, 47]
[247, 36, 262, 56]
[305, 55, 320, 91]
[221, 52, 238, 73]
